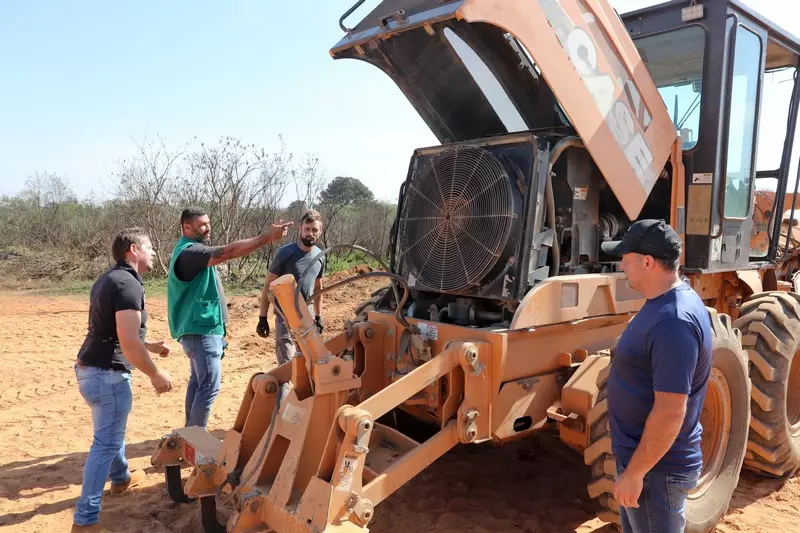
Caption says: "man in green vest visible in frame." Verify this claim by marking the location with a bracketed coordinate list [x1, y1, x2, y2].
[168, 207, 291, 428]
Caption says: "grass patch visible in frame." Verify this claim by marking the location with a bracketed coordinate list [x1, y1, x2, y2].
[325, 251, 383, 273]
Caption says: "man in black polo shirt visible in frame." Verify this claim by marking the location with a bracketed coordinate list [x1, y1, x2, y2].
[72, 228, 174, 533]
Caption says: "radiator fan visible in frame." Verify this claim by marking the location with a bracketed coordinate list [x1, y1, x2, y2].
[398, 145, 519, 292]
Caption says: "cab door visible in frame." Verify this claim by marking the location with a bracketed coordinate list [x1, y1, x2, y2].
[708, 12, 766, 270]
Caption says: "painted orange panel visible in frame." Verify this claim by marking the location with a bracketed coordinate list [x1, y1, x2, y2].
[458, 0, 678, 219]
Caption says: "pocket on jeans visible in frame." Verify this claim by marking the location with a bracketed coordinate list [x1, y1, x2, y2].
[181, 336, 196, 358]
[76, 372, 101, 405]
[193, 299, 221, 327]
[109, 370, 132, 386]
[201, 335, 224, 358]
[666, 471, 699, 510]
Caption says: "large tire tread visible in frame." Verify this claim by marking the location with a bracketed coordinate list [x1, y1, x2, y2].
[734, 291, 800, 477]
[584, 356, 620, 527]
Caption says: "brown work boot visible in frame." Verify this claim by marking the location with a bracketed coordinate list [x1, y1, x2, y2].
[70, 524, 105, 532]
[109, 469, 145, 495]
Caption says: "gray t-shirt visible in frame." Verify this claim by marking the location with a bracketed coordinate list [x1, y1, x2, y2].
[269, 243, 325, 313]
[174, 243, 229, 324]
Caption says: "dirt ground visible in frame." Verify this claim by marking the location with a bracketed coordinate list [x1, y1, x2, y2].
[2, 272, 800, 533]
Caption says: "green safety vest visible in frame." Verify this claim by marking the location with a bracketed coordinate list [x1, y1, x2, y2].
[167, 236, 225, 340]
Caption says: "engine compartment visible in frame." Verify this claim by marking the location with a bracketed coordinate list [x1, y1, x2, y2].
[378, 131, 673, 328]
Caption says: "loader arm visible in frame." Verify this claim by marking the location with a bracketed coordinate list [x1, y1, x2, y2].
[217, 275, 484, 532]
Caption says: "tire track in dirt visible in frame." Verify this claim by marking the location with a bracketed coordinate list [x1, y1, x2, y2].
[0, 379, 75, 410]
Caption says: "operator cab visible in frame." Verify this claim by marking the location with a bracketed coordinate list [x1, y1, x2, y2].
[622, 0, 800, 273]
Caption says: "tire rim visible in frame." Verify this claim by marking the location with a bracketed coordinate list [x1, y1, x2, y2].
[788, 350, 800, 436]
[692, 367, 731, 498]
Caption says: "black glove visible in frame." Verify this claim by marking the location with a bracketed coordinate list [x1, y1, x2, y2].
[256, 316, 270, 338]
[314, 315, 324, 334]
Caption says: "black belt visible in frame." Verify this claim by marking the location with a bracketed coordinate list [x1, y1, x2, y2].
[75, 359, 131, 373]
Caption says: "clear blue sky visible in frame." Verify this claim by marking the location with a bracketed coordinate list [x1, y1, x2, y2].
[0, 0, 797, 203]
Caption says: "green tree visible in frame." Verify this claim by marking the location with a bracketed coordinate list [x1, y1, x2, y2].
[318, 176, 373, 207]
[317, 177, 374, 247]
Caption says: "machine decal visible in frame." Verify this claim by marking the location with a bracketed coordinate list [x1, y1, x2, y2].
[281, 403, 306, 425]
[687, 184, 713, 235]
[692, 172, 714, 185]
[539, 0, 656, 192]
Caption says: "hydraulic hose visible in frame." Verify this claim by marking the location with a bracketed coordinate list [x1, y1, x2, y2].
[295, 244, 414, 332]
[547, 136, 586, 277]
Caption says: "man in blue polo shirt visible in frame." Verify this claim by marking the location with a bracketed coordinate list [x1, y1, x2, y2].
[601, 219, 712, 533]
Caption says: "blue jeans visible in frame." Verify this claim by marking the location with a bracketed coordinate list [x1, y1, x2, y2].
[617, 463, 701, 533]
[181, 334, 225, 428]
[74, 366, 133, 526]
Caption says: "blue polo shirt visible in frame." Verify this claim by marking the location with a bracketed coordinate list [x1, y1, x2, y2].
[607, 282, 712, 473]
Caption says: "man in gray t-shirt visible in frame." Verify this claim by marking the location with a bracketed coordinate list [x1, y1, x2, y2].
[257, 209, 325, 365]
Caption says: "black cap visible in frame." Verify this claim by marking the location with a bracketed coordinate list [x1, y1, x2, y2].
[601, 219, 681, 260]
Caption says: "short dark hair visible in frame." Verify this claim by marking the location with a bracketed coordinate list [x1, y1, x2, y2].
[300, 209, 322, 225]
[655, 256, 680, 273]
[181, 206, 207, 226]
[112, 227, 148, 263]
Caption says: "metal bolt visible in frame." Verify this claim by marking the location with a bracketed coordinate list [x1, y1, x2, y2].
[167, 438, 177, 450]
[365, 327, 374, 339]
[332, 365, 341, 377]
[466, 349, 477, 362]
[387, 329, 394, 338]
[265, 382, 277, 394]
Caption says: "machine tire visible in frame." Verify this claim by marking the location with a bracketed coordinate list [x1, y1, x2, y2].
[165, 465, 193, 503]
[584, 358, 619, 526]
[585, 309, 750, 533]
[200, 496, 225, 533]
[734, 292, 800, 476]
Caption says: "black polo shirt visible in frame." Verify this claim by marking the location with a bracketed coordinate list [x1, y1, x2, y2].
[76, 262, 147, 372]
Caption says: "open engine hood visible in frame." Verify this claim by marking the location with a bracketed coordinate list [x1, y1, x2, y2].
[330, 0, 678, 220]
